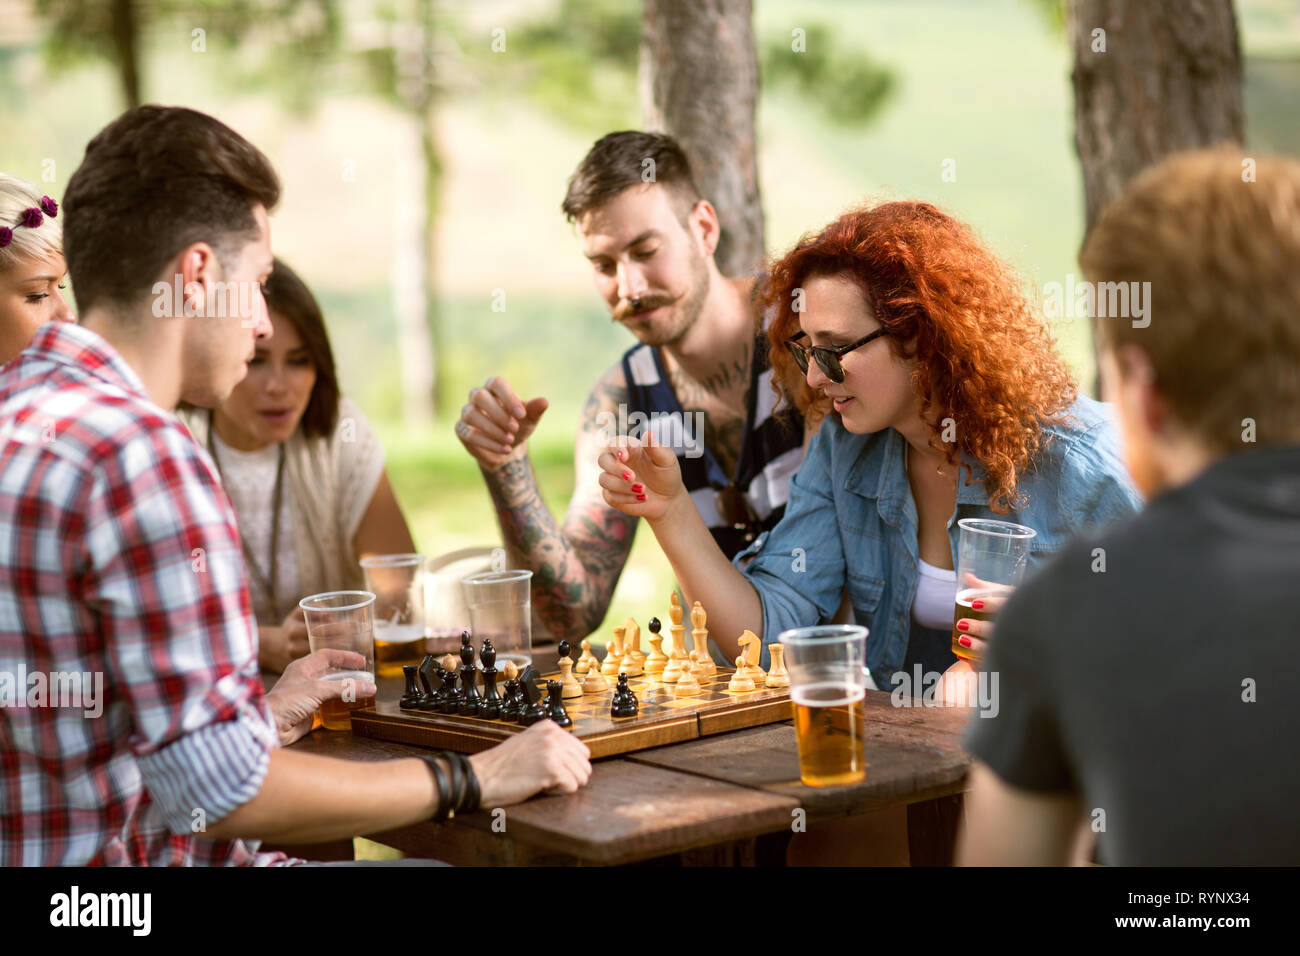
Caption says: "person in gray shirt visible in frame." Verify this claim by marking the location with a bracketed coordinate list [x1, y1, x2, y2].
[960, 148, 1300, 866]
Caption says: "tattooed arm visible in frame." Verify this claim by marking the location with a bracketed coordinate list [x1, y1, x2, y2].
[478, 366, 638, 639]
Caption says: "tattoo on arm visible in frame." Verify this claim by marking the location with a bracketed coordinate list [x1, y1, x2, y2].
[481, 372, 637, 638]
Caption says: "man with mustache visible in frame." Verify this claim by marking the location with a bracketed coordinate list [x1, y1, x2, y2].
[456, 132, 806, 641]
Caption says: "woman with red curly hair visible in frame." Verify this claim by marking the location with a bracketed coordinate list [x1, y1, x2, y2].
[597, 201, 1141, 691]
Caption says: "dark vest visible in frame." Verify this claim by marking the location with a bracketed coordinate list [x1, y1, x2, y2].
[619, 325, 804, 559]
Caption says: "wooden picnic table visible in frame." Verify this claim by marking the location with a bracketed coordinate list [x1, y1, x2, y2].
[283, 657, 974, 865]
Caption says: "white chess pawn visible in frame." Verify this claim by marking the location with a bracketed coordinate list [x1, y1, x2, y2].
[727, 655, 755, 693]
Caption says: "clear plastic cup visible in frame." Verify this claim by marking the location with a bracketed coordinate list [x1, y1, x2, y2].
[360, 553, 426, 677]
[779, 625, 871, 787]
[951, 518, 1036, 663]
[460, 569, 533, 670]
[299, 590, 377, 730]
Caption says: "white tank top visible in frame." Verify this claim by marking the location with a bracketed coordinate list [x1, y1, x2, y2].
[912, 557, 957, 630]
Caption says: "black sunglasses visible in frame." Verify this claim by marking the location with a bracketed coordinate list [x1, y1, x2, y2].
[785, 329, 889, 384]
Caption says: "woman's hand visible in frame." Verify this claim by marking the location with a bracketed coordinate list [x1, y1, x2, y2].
[953, 572, 1012, 660]
[257, 607, 311, 673]
[596, 432, 685, 521]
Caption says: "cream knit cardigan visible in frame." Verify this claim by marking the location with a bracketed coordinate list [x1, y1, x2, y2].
[177, 397, 386, 603]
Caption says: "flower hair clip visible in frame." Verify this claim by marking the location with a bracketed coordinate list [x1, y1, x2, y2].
[0, 195, 58, 249]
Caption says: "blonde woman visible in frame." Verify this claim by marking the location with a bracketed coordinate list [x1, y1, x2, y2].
[0, 174, 74, 362]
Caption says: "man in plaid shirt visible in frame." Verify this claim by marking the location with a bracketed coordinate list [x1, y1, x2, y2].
[0, 106, 590, 866]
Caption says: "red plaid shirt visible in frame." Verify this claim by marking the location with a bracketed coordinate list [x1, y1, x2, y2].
[0, 321, 293, 865]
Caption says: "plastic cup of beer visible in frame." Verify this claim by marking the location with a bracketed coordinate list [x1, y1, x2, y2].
[299, 590, 377, 731]
[779, 625, 871, 787]
[460, 569, 533, 670]
[951, 518, 1036, 664]
[360, 553, 426, 677]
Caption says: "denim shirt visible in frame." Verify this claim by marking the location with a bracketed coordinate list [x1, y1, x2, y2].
[734, 396, 1143, 689]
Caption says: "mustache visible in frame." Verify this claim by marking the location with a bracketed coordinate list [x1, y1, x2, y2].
[613, 293, 678, 321]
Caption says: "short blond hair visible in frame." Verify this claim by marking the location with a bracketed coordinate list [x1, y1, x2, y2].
[1081, 148, 1300, 451]
[0, 173, 63, 272]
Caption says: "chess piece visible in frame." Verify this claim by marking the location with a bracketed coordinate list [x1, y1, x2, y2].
[738, 629, 767, 683]
[575, 639, 597, 674]
[610, 673, 638, 718]
[500, 661, 520, 722]
[457, 634, 480, 716]
[518, 677, 547, 726]
[546, 680, 573, 728]
[601, 626, 624, 676]
[479, 638, 502, 719]
[673, 657, 700, 697]
[644, 618, 668, 674]
[400, 664, 421, 709]
[662, 592, 689, 683]
[558, 640, 584, 698]
[765, 642, 791, 688]
[689, 602, 718, 678]
[617, 631, 643, 677]
[623, 617, 646, 667]
[727, 656, 756, 693]
[582, 661, 609, 694]
[439, 654, 461, 713]
[416, 655, 440, 711]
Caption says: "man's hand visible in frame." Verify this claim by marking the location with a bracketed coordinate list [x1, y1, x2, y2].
[258, 607, 311, 673]
[265, 649, 376, 746]
[455, 376, 550, 472]
[468, 720, 592, 808]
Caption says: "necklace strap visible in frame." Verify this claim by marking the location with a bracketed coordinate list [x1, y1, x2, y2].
[207, 412, 287, 621]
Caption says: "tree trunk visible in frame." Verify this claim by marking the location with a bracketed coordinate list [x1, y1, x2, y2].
[1070, 0, 1243, 235]
[640, 0, 764, 278]
[110, 0, 141, 108]
[392, 0, 439, 426]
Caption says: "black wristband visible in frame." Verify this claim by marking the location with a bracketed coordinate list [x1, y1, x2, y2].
[456, 753, 481, 813]
[418, 754, 452, 821]
[443, 751, 464, 818]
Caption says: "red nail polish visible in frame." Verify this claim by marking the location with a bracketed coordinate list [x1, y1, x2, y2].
[622, 471, 632, 481]
[958, 636, 972, 648]
[956, 620, 969, 631]
[636, 494, 647, 502]
[971, 600, 984, 610]
[631, 483, 644, 493]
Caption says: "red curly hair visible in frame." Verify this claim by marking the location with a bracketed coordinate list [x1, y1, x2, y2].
[764, 201, 1077, 513]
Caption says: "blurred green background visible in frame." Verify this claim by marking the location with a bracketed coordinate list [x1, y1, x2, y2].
[2, 0, 1297, 642]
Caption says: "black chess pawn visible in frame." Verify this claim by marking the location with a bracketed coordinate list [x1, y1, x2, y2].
[518, 675, 548, 726]
[546, 680, 573, 728]
[400, 665, 421, 709]
[439, 660, 462, 714]
[611, 673, 638, 718]
[500, 678, 521, 722]
[479, 638, 502, 719]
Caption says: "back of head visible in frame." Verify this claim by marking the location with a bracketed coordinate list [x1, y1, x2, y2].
[0, 173, 63, 272]
[562, 130, 702, 225]
[1081, 149, 1300, 452]
[62, 105, 280, 317]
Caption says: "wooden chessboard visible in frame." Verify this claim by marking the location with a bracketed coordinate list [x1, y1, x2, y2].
[348, 667, 792, 759]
